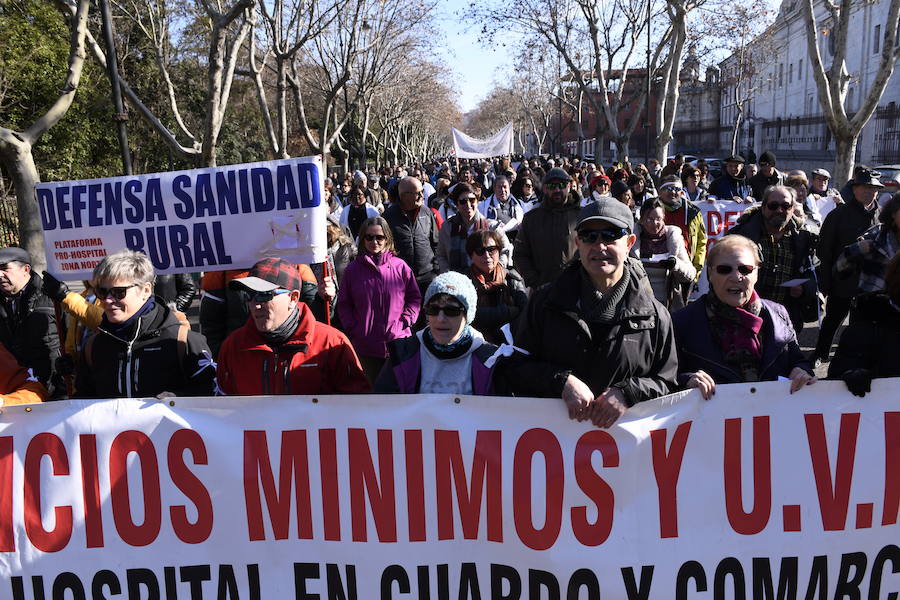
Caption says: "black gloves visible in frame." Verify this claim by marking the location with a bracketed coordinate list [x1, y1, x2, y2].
[843, 369, 873, 397]
[41, 271, 69, 303]
[661, 257, 677, 270]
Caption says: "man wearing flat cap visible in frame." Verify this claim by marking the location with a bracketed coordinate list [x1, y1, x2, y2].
[709, 154, 753, 202]
[513, 167, 582, 289]
[508, 200, 677, 429]
[216, 257, 370, 395]
[0, 247, 60, 396]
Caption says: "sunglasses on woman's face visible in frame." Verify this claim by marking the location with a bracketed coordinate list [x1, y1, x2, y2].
[96, 283, 140, 300]
[473, 245, 499, 256]
[576, 228, 629, 244]
[422, 304, 465, 317]
[364, 234, 386, 242]
[713, 264, 756, 276]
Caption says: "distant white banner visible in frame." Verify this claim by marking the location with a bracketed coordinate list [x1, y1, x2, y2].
[452, 122, 514, 158]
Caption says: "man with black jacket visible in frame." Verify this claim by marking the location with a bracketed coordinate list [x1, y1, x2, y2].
[508, 200, 677, 429]
[0, 247, 60, 396]
[814, 166, 883, 365]
[747, 151, 786, 201]
[709, 155, 753, 202]
[384, 176, 440, 295]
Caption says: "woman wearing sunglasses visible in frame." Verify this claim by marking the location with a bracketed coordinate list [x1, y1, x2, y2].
[671, 235, 816, 400]
[465, 230, 527, 345]
[374, 271, 506, 394]
[336, 217, 421, 384]
[74, 250, 217, 399]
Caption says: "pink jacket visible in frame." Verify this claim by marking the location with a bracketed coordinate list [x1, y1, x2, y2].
[336, 252, 421, 358]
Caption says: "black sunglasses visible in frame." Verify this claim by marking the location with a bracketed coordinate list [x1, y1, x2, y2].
[423, 304, 465, 317]
[577, 228, 630, 244]
[364, 234, 386, 242]
[713, 264, 756, 276]
[96, 283, 140, 300]
[544, 182, 569, 190]
[765, 202, 792, 211]
[473, 246, 499, 256]
[242, 289, 290, 303]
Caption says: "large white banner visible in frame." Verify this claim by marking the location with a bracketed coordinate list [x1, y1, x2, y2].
[452, 123, 514, 159]
[1, 380, 899, 598]
[37, 156, 327, 279]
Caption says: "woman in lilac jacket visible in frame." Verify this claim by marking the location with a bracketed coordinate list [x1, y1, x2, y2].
[337, 216, 422, 383]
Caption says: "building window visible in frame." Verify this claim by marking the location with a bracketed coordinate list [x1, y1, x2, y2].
[799, 59, 803, 81]
[875, 24, 881, 54]
[789, 63, 794, 83]
[779, 64, 784, 87]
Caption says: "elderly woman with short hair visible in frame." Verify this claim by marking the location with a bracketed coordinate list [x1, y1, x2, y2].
[671, 235, 816, 399]
[75, 250, 216, 398]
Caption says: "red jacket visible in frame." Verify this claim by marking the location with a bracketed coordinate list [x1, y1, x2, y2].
[217, 303, 370, 395]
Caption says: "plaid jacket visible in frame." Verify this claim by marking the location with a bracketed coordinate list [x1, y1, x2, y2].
[834, 224, 900, 293]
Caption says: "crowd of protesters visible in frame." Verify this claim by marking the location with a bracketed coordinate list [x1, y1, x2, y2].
[2, 151, 899, 425]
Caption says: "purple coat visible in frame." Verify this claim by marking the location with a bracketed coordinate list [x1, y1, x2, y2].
[336, 252, 421, 358]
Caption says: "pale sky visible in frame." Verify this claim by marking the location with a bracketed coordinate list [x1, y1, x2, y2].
[436, 0, 513, 114]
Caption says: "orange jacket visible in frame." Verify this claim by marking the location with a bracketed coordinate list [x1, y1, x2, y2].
[0, 342, 48, 405]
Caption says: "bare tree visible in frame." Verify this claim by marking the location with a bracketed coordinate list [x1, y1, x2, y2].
[0, 0, 90, 269]
[803, 0, 900, 185]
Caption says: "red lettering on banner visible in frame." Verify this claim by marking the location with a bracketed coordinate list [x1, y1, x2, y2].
[806, 413, 860, 531]
[0, 436, 13, 551]
[404, 430, 426, 542]
[571, 430, 618, 546]
[24, 433, 73, 552]
[724, 417, 772, 535]
[348, 429, 397, 542]
[723, 211, 741, 233]
[243, 430, 312, 541]
[109, 431, 162, 546]
[319, 429, 341, 541]
[168, 429, 213, 544]
[883, 412, 900, 525]
[651, 422, 692, 538]
[435, 430, 502, 542]
[79, 435, 104, 548]
[706, 211, 723, 236]
[513, 428, 563, 551]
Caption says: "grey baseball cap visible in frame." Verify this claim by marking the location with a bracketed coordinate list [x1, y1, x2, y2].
[576, 199, 635, 233]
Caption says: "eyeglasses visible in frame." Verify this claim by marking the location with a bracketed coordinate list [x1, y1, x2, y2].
[713, 264, 757, 276]
[664, 186, 683, 193]
[544, 182, 569, 190]
[96, 283, 140, 300]
[460, 196, 477, 203]
[473, 246, 499, 256]
[422, 304, 465, 317]
[364, 234, 386, 242]
[765, 202, 792, 211]
[577, 228, 630, 244]
[243, 289, 290, 303]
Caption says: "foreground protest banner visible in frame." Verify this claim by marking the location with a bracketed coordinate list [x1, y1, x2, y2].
[451, 123, 514, 159]
[1, 379, 899, 598]
[36, 156, 327, 280]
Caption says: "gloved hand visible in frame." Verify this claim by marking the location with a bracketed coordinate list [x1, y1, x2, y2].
[41, 271, 69, 303]
[54, 354, 75, 377]
[660, 257, 677, 270]
[843, 369, 873, 397]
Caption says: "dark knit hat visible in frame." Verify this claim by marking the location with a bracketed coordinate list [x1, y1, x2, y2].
[759, 151, 777, 166]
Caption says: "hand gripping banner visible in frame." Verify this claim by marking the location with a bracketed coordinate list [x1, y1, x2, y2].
[1, 379, 899, 598]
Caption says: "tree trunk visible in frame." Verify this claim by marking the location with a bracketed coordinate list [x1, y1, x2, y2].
[0, 135, 45, 271]
[832, 132, 858, 187]
[730, 108, 743, 157]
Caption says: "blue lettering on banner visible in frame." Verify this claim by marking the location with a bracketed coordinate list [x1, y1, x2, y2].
[124, 222, 233, 270]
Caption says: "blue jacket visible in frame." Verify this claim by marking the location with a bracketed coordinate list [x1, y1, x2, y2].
[672, 295, 813, 386]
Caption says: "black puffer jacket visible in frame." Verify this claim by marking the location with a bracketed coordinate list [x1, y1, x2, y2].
[0, 271, 60, 394]
[828, 292, 900, 381]
[817, 198, 880, 298]
[383, 203, 440, 288]
[154, 273, 197, 312]
[75, 298, 216, 398]
[507, 259, 677, 406]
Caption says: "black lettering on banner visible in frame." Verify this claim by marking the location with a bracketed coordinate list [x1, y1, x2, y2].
[437, 564, 450, 600]
[416, 566, 431, 599]
[326, 564, 357, 600]
[218, 564, 239, 600]
[751, 557, 798, 599]
[528, 569, 560, 600]
[834, 552, 867, 598]
[52, 573, 86, 600]
[676, 561, 708, 600]
[92, 570, 122, 600]
[491, 564, 522, 600]
[566, 568, 600, 599]
[459, 563, 481, 599]
[380, 565, 410, 599]
[621, 565, 654, 600]
[870, 544, 900, 598]
[714, 557, 746, 600]
[805, 556, 828, 600]
[127, 568, 161, 600]
[295, 563, 320, 599]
